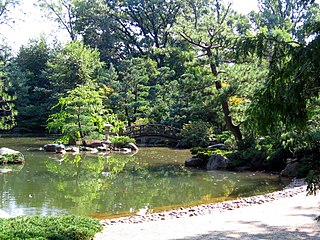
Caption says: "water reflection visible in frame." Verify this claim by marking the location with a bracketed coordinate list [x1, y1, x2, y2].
[0, 137, 285, 218]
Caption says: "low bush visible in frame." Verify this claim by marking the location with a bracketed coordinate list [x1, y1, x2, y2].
[178, 121, 211, 148]
[0, 215, 102, 240]
[281, 131, 320, 184]
[190, 147, 234, 161]
[111, 136, 136, 148]
[0, 153, 25, 164]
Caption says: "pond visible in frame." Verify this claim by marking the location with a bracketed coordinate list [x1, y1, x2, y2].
[0, 136, 287, 219]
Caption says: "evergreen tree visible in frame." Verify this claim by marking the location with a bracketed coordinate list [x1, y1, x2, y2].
[14, 37, 52, 131]
[47, 83, 116, 145]
[0, 50, 16, 130]
[174, 0, 253, 147]
[108, 58, 154, 125]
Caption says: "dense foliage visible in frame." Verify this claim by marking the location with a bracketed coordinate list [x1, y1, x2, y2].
[0, 0, 319, 184]
[0, 151, 24, 164]
[111, 136, 136, 148]
[178, 121, 211, 148]
[0, 215, 102, 240]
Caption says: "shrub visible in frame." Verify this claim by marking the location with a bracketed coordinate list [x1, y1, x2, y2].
[0, 215, 102, 240]
[190, 147, 234, 162]
[281, 130, 320, 185]
[111, 136, 136, 148]
[226, 137, 288, 171]
[286, 131, 320, 194]
[214, 131, 237, 149]
[0, 153, 25, 164]
[178, 121, 211, 148]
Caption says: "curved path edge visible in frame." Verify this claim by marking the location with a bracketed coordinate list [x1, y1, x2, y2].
[95, 182, 320, 240]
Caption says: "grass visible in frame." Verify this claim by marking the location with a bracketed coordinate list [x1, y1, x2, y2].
[0, 215, 103, 240]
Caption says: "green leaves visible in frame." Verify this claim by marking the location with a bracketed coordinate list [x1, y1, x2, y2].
[0, 215, 102, 240]
[47, 41, 105, 99]
[0, 60, 16, 130]
[47, 83, 113, 145]
[178, 121, 211, 148]
[0, 0, 20, 26]
[109, 58, 154, 125]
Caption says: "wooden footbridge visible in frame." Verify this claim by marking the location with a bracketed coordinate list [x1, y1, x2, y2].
[124, 124, 180, 140]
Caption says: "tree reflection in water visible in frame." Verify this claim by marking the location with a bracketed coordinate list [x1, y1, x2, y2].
[0, 148, 284, 218]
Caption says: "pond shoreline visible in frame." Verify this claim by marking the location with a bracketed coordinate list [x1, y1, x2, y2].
[100, 178, 307, 226]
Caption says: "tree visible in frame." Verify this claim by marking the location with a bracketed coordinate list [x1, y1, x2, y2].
[37, 0, 77, 40]
[0, 0, 20, 26]
[108, 0, 181, 67]
[70, 0, 181, 66]
[108, 58, 154, 126]
[252, 0, 318, 42]
[239, 0, 320, 199]
[46, 41, 106, 102]
[150, 62, 219, 128]
[72, 0, 119, 63]
[244, 0, 320, 134]
[47, 83, 113, 145]
[14, 37, 52, 131]
[0, 59, 16, 130]
[175, 0, 252, 147]
[147, 66, 176, 124]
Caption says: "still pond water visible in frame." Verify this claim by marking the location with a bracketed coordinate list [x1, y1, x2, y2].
[0, 136, 287, 219]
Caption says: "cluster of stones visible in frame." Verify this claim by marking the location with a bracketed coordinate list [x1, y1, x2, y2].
[101, 180, 307, 226]
[43, 142, 138, 154]
[184, 144, 301, 176]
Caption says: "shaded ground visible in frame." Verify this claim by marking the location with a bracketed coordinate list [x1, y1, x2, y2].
[94, 188, 320, 240]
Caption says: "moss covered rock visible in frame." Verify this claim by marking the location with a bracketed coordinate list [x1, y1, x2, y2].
[0, 148, 25, 164]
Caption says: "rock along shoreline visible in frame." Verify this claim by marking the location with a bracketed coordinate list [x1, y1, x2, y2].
[100, 178, 308, 226]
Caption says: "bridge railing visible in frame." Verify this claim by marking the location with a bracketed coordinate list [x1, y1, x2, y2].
[125, 124, 180, 139]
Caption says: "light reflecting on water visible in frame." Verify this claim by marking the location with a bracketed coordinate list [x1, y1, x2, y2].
[0, 137, 286, 218]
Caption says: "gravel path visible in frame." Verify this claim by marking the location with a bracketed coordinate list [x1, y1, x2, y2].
[94, 182, 320, 240]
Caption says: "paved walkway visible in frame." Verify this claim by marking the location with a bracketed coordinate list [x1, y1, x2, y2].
[94, 191, 320, 240]
[0, 209, 10, 218]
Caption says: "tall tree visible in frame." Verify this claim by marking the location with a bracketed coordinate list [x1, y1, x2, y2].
[108, 58, 154, 126]
[0, 58, 16, 130]
[72, 0, 119, 63]
[0, 0, 20, 26]
[106, 0, 181, 67]
[252, 0, 318, 42]
[37, 0, 76, 40]
[245, 0, 320, 134]
[14, 37, 52, 131]
[174, 0, 252, 147]
[46, 41, 106, 102]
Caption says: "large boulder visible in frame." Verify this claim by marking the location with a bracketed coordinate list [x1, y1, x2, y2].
[206, 154, 229, 170]
[44, 143, 65, 153]
[280, 159, 300, 177]
[0, 148, 25, 164]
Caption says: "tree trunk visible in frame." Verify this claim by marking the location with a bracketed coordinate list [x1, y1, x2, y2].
[207, 48, 243, 147]
[77, 109, 86, 146]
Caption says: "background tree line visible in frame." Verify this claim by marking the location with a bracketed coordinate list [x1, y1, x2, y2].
[0, 0, 319, 188]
